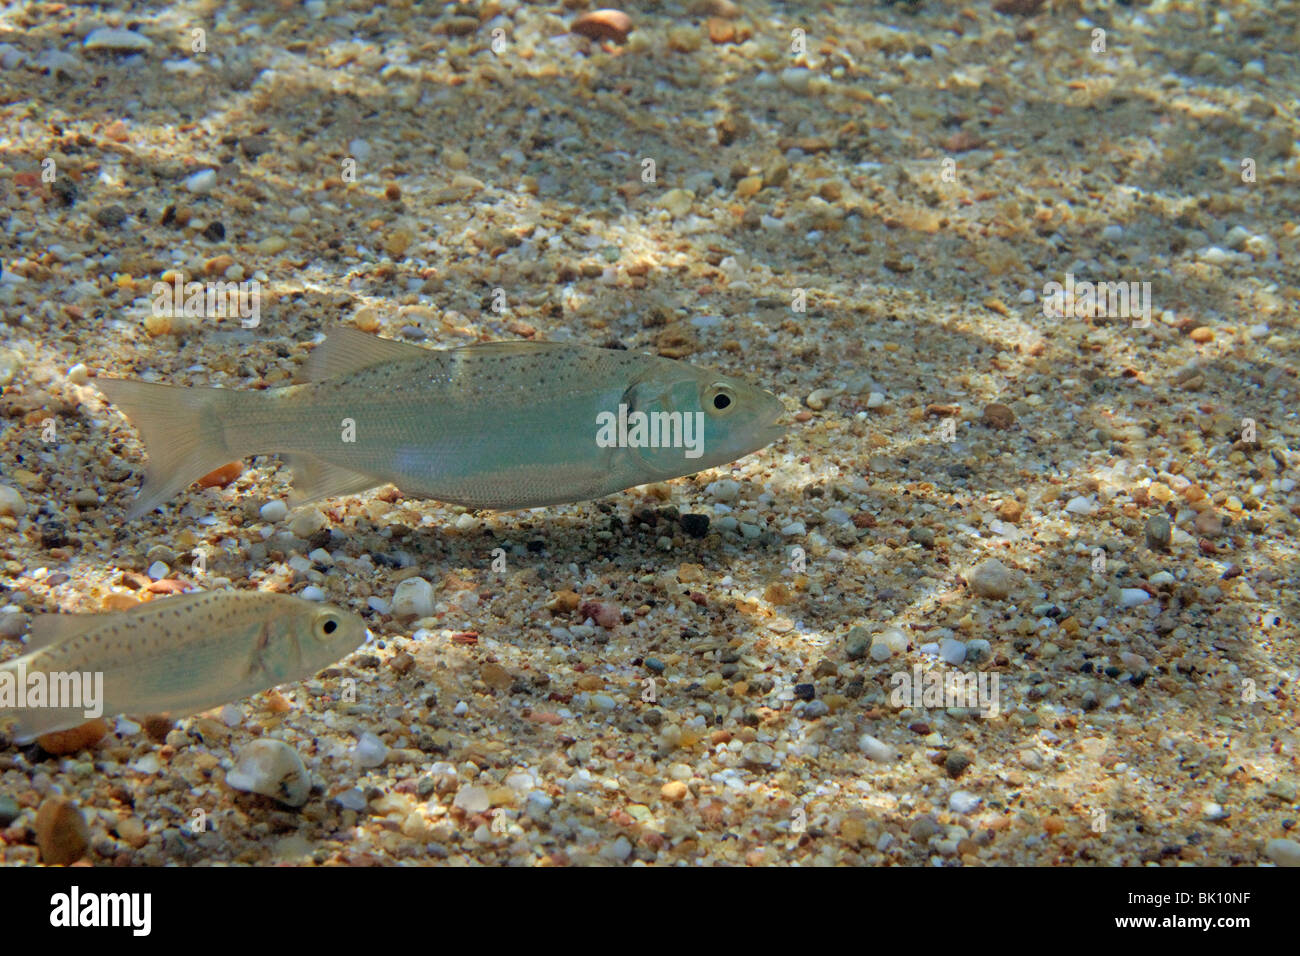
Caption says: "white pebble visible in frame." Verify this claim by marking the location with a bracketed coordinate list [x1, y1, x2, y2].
[288, 508, 327, 538]
[879, 627, 908, 654]
[453, 785, 490, 814]
[1119, 588, 1151, 608]
[0, 43, 26, 69]
[334, 788, 367, 811]
[1265, 838, 1300, 867]
[146, 561, 169, 580]
[969, 558, 1016, 599]
[939, 638, 966, 665]
[65, 363, 89, 385]
[452, 700, 469, 717]
[348, 138, 372, 162]
[525, 790, 553, 820]
[115, 716, 141, 736]
[1064, 495, 1097, 516]
[1120, 651, 1148, 674]
[353, 731, 387, 769]
[300, 585, 326, 602]
[184, 168, 218, 194]
[805, 387, 839, 411]
[226, 738, 311, 807]
[0, 485, 26, 516]
[866, 391, 885, 408]
[949, 791, 981, 814]
[707, 479, 741, 501]
[779, 67, 813, 93]
[129, 753, 161, 774]
[391, 576, 435, 618]
[259, 499, 288, 523]
[858, 734, 897, 762]
[84, 27, 154, 51]
[780, 521, 806, 536]
[603, 835, 633, 862]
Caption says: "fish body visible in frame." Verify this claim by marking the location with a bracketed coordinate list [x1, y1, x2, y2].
[97, 329, 785, 518]
[0, 591, 366, 743]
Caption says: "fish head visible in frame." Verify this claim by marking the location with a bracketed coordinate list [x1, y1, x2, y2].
[293, 602, 369, 674]
[623, 363, 786, 478]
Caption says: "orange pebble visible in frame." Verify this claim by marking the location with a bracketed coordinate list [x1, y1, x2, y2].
[571, 9, 632, 44]
[196, 461, 243, 488]
[37, 719, 110, 755]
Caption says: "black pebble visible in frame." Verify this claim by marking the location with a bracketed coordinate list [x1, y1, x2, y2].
[794, 683, 815, 701]
[680, 513, 710, 538]
[51, 178, 77, 206]
[95, 205, 126, 227]
[202, 220, 225, 241]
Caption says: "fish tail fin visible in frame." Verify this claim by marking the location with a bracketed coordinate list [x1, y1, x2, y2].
[97, 379, 254, 519]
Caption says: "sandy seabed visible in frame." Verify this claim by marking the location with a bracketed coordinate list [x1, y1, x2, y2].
[0, 0, 1297, 866]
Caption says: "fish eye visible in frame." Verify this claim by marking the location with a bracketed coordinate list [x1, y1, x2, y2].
[705, 384, 737, 415]
[315, 613, 341, 639]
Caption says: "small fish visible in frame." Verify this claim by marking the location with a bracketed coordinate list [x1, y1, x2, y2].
[98, 328, 785, 518]
[0, 591, 366, 744]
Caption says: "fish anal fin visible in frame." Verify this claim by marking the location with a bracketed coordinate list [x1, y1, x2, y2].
[286, 454, 379, 506]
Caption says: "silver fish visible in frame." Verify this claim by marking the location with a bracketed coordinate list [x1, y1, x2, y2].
[98, 329, 786, 518]
[0, 591, 366, 743]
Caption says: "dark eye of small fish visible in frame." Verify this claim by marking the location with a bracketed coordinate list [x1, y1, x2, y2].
[713, 393, 732, 410]
[323, 619, 338, 634]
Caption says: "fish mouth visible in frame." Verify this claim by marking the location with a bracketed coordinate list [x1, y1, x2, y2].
[757, 396, 788, 446]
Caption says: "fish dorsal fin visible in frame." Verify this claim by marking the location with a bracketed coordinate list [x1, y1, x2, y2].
[286, 453, 380, 506]
[302, 328, 435, 382]
[26, 612, 111, 649]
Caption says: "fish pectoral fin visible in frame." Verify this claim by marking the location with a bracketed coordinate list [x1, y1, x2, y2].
[303, 327, 433, 382]
[286, 454, 379, 506]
